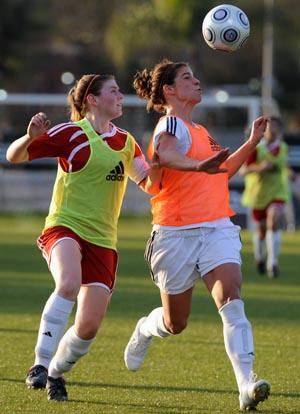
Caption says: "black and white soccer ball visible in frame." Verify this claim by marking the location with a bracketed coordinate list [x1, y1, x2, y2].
[202, 4, 250, 52]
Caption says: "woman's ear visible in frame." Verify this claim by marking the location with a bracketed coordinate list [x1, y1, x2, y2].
[86, 94, 98, 106]
[163, 84, 175, 98]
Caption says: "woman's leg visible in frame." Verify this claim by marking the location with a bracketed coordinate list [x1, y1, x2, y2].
[266, 204, 286, 277]
[27, 239, 81, 389]
[204, 263, 253, 389]
[203, 263, 270, 410]
[252, 219, 266, 274]
[124, 287, 193, 371]
[46, 285, 110, 400]
[49, 285, 110, 376]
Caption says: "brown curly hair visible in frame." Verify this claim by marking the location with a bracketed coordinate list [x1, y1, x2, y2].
[133, 59, 188, 113]
[67, 74, 114, 121]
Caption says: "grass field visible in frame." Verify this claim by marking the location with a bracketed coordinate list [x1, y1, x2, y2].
[0, 215, 299, 414]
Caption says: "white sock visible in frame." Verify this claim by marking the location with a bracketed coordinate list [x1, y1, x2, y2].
[253, 232, 265, 262]
[48, 325, 94, 378]
[219, 299, 254, 393]
[266, 230, 281, 269]
[139, 307, 171, 338]
[34, 293, 75, 368]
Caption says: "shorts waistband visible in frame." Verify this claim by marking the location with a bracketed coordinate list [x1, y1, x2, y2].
[153, 227, 214, 239]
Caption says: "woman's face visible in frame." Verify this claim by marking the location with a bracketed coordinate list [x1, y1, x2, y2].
[264, 119, 282, 143]
[93, 79, 124, 120]
[171, 65, 202, 105]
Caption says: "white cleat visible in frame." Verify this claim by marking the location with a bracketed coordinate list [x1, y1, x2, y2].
[239, 373, 271, 411]
[124, 317, 153, 371]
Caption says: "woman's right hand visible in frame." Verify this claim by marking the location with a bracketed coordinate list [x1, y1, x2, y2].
[197, 148, 230, 174]
[7, 112, 51, 164]
[27, 112, 51, 139]
[257, 160, 278, 173]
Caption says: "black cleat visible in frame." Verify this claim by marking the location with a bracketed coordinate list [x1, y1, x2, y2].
[46, 376, 68, 401]
[256, 261, 266, 275]
[268, 265, 279, 279]
[26, 365, 48, 389]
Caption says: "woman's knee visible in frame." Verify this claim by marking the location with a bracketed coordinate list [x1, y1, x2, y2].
[215, 294, 241, 310]
[76, 319, 99, 340]
[164, 316, 188, 334]
[210, 283, 242, 310]
[213, 282, 242, 308]
[55, 276, 81, 301]
[257, 227, 266, 239]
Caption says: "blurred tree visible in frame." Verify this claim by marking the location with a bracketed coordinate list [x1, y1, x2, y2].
[0, 0, 299, 123]
[273, 0, 300, 115]
[104, 0, 266, 87]
[0, 0, 52, 89]
[50, 0, 119, 75]
[105, 1, 204, 70]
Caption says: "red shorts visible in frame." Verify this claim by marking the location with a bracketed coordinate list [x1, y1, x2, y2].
[252, 200, 286, 222]
[37, 226, 118, 291]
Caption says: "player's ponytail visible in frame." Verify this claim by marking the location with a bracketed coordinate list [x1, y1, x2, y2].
[133, 69, 153, 101]
[133, 59, 187, 114]
[68, 85, 82, 121]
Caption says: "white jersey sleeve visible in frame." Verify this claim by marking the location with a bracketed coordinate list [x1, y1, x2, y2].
[153, 116, 192, 154]
[127, 154, 150, 185]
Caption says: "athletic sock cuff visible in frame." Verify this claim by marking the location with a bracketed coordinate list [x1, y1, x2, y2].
[51, 292, 75, 314]
[69, 326, 95, 349]
[219, 299, 245, 323]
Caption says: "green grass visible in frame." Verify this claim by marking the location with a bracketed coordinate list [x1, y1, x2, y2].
[0, 215, 299, 414]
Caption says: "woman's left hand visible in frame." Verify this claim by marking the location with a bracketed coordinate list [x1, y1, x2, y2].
[249, 116, 269, 145]
[27, 112, 51, 139]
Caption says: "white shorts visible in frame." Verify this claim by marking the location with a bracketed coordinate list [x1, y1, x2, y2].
[144, 225, 242, 294]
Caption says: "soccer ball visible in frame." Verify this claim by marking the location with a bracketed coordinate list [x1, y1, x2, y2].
[202, 4, 250, 52]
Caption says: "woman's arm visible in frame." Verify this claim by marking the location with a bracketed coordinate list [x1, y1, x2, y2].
[138, 152, 162, 195]
[156, 133, 230, 174]
[138, 135, 230, 194]
[240, 160, 276, 176]
[138, 169, 162, 195]
[6, 112, 50, 163]
[226, 116, 268, 178]
[138, 134, 230, 195]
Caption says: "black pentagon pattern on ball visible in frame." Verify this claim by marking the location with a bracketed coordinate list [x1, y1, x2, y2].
[204, 27, 216, 43]
[238, 11, 249, 28]
[212, 7, 229, 22]
[221, 28, 239, 44]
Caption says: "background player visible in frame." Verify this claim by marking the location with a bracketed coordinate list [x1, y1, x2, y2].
[241, 116, 291, 278]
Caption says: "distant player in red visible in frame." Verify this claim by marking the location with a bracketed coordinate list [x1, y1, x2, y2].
[241, 117, 290, 278]
[6, 73, 160, 401]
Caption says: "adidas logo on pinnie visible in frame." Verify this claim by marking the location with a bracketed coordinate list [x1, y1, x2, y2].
[106, 161, 124, 181]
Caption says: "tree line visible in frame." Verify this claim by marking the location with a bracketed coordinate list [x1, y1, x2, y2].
[1, 0, 299, 128]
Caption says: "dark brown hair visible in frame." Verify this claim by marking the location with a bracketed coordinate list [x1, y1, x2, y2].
[67, 74, 114, 121]
[133, 59, 188, 113]
[269, 116, 283, 128]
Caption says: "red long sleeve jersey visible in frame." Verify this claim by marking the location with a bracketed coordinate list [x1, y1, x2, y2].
[27, 121, 149, 184]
